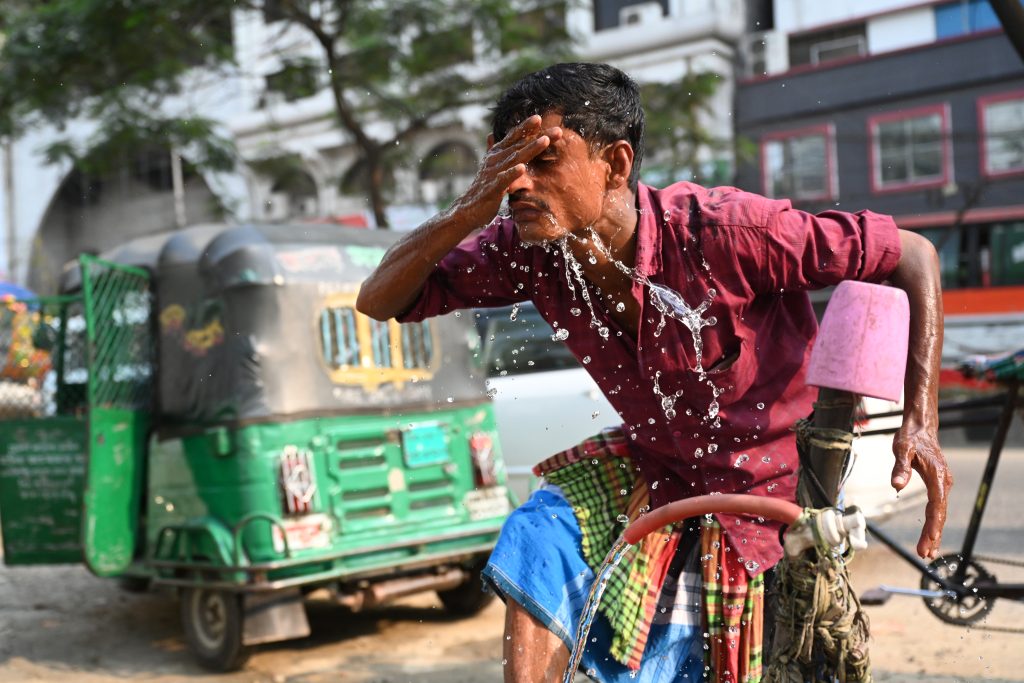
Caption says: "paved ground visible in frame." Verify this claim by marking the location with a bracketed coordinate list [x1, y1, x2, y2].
[1, 446, 1021, 682]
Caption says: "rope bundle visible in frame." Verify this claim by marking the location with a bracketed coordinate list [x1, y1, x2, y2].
[765, 418, 872, 683]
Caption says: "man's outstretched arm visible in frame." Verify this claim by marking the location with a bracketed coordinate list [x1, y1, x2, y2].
[356, 116, 560, 321]
[888, 229, 952, 560]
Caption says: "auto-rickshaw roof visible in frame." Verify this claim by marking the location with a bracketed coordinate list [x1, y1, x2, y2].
[61, 222, 397, 292]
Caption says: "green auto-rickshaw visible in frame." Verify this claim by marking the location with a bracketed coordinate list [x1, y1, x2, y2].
[0, 223, 514, 670]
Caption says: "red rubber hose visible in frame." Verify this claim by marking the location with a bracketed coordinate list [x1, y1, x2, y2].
[622, 494, 803, 544]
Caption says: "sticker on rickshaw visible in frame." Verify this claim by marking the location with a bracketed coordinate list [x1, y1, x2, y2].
[272, 513, 334, 553]
[463, 486, 511, 521]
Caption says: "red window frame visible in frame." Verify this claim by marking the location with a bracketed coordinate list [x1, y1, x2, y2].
[867, 103, 952, 194]
[760, 123, 837, 201]
[977, 89, 1024, 179]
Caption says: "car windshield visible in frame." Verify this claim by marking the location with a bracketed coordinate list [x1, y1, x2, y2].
[475, 304, 581, 378]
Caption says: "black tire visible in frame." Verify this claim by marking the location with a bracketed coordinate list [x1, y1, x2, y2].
[920, 553, 996, 626]
[437, 565, 495, 616]
[180, 587, 252, 671]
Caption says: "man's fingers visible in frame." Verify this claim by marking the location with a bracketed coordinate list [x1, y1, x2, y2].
[912, 449, 952, 560]
[496, 163, 527, 187]
[890, 439, 913, 491]
[505, 115, 542, 144]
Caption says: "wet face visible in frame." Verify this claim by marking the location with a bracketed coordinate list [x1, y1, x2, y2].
[504, 112, 612, 245]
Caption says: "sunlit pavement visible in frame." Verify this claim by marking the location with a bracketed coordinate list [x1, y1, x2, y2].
[0, 447, 1021, 682]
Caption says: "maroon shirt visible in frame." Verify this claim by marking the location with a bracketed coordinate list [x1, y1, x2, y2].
[399, 181, 901, 573]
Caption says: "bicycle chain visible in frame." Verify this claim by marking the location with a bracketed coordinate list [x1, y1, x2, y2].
[972, 553, 1024, 569]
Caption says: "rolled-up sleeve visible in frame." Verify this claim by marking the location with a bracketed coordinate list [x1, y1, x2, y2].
[762, 206, 902, 293]
[396, 217, 530, 323]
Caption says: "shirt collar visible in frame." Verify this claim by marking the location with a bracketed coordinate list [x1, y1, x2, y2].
[635, 183, 663, 278]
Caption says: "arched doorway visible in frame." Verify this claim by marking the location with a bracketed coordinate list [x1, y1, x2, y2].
[29, 145, 221, 294]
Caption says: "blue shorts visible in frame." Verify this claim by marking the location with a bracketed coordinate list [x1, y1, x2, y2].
[482, 486, 706, 682]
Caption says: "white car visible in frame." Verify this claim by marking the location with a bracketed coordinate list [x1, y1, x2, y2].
[476, 303, 925, 517]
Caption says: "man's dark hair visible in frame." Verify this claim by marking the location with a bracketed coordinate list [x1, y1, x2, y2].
[491, 62, 646, 191]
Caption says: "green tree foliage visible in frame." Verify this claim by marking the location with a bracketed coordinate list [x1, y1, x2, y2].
[0, 0, 236, 171]
[0, 0, 574, 227]
[641, 71, 739, 186]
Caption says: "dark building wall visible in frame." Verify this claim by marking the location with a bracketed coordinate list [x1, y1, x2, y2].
[734, 32, 1024, 218]
[592, 0, 669, 31]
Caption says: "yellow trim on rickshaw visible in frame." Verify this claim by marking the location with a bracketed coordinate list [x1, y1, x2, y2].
[317, 291, 439, 391]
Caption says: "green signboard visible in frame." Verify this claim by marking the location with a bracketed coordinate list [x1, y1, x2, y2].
[0, 417, 87, 564]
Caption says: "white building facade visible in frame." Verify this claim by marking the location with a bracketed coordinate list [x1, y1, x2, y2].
[1, 0, 750, 292]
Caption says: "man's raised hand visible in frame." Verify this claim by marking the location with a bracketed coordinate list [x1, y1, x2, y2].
[451, 115, 562, 229]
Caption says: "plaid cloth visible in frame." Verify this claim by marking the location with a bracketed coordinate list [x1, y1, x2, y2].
[533, 428, 763, 681]
[701, 518, 765, 682]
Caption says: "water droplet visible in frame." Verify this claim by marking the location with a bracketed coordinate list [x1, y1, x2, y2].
[446, 396, 454, 403]
[551, 328, 569, 341]
[486, 387, 498, 398]
[619, 489, 628, 496]
[617, 514, 629, 523]
[734, 454, 749, 468]
[756, 402, 765, 410]
[582, 355, 591, 364]
[761, 456, 772, 463]
[694, 448, 704, 458]
[570, 307, 582, 316]
[707, 443, 718, 453]
[745, 560, 760, 572]
[591, 411, 601, 419]
[615, 302, 626, 312]
[648, 418, 656, 424]
[510, 303, 520, 321]
[651, 481, 659, 490]
[767, 483, 778, 492]
[453, 311, 461, 317]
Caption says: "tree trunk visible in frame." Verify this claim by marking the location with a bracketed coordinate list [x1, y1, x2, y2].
[364, 147, 390, 229]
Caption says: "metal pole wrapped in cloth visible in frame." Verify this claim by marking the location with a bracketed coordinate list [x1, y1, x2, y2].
[766, 281, 910, 683]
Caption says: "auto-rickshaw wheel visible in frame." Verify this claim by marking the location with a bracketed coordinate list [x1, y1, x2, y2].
[436, 562, 495, 616]
[180, 587, 252, 671]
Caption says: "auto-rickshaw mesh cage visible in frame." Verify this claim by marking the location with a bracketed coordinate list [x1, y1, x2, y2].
[79, 255, 153, 412]
[0, 256, 153, 421]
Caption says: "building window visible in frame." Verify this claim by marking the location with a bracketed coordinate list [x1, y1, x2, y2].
[500, 2, 567, 53]
[934, 0, 1002, 39]
[318, 294, 436, 389]
[789, 24, 866, 68]
[869, 106, 950, 192]
[979, 92, 1024, 177]
[264, 60, 320, 104]
[761, 125, 835, 201]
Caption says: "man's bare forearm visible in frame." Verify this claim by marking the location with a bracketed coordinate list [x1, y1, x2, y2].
[888, 228, 952, 558]
[889, 230, 943, 428]
[355, 115, 560, 322]
[355, 207, 484, 321]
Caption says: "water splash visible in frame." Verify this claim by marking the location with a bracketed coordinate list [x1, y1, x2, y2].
[557, 237, 610, 340]
[582, 228, 722, 420]
[563, 537, 633, 683]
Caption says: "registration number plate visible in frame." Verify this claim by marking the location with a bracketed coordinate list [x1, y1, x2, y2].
[463, 486, 511, 521]
[272, 513, 333, 553]
[401, 424, 450, 467]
